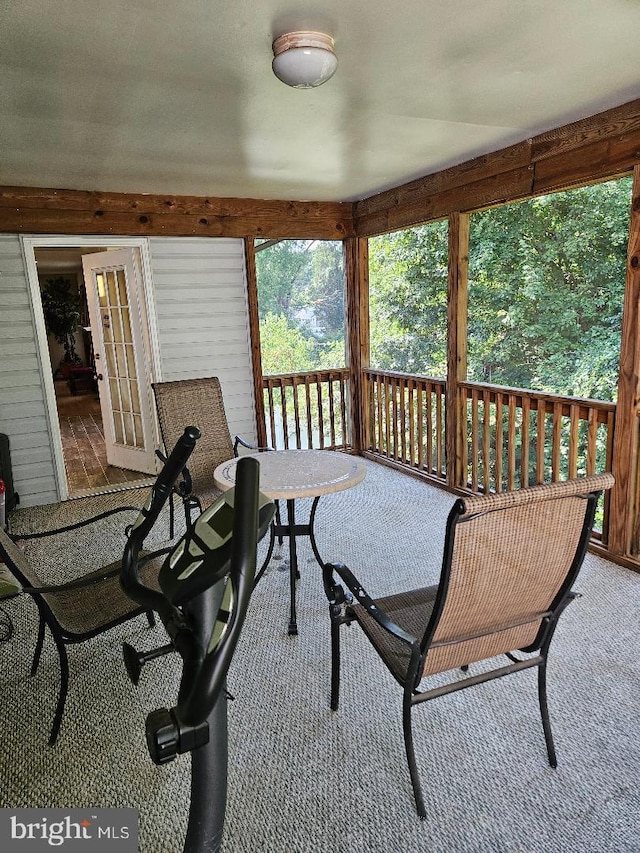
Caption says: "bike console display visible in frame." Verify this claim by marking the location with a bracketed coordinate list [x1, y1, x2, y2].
[159, 487, 274, 607]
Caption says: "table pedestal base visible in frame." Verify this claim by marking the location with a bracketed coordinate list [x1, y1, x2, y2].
[254, 496, 323, 635]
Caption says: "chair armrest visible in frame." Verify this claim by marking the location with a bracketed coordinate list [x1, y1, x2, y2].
[233, 435, 275, 456]
[13, 506, 141, 541]
[234, 435, 258, 455]
[324, 561, 418, 646]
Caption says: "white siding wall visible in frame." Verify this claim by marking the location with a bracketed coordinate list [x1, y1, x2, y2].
[149, 237, 257, 445]
[0, 235, 57, 506]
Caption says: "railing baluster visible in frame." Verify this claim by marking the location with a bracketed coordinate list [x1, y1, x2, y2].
[391, 377, 398, 460]
[587, 407, 598, 475]
[507, 394, 517, 491]
[384, 375, 391, 457]
[482, 389, 491, 493]
[471, 388, 479, 491]
[266, 381, 277, 448]
[292, 376, 302, 449]
[280, 381, 289, 450]
[328, 374, 337, 449]
[304, 374, 313, 449]
[426, 381, 434, 474]
[399, 377, 407, 463]
[569, 403, 579, 479]
[536, 399, 546, 484]
[521, 395, 530, 488]
[339, 372, 347, 449]
[417, 381, 424, 471]
[376, 374, 383, 453]
[435, 385, 443, 476]
[316, 379, 325, 449]
[603, 410, 615, 544]
[495, 392, 504, 492]
[460, 385, 469, 488]
[552, 402, 563, 481]
[408, 379, 416, 468]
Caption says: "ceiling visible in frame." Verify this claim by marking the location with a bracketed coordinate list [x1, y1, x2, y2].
[3, 0, 640, 203]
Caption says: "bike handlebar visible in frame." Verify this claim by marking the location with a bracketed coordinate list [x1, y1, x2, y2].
[121, 425, 200, 616]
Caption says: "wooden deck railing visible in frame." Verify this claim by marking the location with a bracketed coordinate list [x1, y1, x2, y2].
[460, 381, 615, 492]
[363, 368, 447, 479]
[262, 368, 351, 450]
[261, 368, 615, 536]
[459, 381, 615, 539]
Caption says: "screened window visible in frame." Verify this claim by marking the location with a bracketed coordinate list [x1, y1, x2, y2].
[255, 239, 345, 375]
[369, 220, 448, 377]
[467, 176, 632, 401]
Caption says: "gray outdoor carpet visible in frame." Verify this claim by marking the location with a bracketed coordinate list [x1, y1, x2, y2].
[1, 460, 638, 852]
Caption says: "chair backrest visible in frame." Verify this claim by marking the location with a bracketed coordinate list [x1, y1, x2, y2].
[152, 377, 234, 496]
[421, 472, 614, 677]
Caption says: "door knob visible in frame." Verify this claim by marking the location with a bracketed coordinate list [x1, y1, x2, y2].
[96, 374, 104, 381]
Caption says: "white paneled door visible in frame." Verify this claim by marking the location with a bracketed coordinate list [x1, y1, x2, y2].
[82, 249, 157, 474]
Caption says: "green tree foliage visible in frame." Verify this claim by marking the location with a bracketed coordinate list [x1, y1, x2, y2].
[255, 240, 314, 318]
[369, 221, 449, 376]
[256, 239, 345, 373]
[259, 313, 314, 375]
[467, 178, 631, 399]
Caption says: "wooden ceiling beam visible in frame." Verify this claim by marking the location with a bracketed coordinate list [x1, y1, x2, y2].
[0, 186, 354, 240]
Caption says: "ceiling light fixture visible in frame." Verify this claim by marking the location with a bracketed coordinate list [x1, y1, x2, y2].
[272, 31, 338, 89]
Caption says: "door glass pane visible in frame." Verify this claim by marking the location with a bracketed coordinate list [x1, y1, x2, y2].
[96, 273, 107, 308]
[105, 345, 116, 376]
[113, 413, 124, 444]
[130, 380, 140, 414]
[119, 378, 132, 412]
[107, 270, 118, 304]
[111, 309, 123, 344]
[109, 377, 120, 409]
[124, 413, 135, 446]
[115, 344, 126, 376]
[125, 344, 136, 377]
[121, 307, 133, 343]
[116, 269, 128, 304]
[133, 414, 143, 447]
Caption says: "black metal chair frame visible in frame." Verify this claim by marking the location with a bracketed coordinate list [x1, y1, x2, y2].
[322, 477, 609, 819]
[1, 507, 166, 745]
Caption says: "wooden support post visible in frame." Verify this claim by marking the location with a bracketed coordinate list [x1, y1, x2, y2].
[609, 165, 640, 556]
[446, 212, 469, 489]
[243, 238, 268, 448]
[344, 237, 370, 453]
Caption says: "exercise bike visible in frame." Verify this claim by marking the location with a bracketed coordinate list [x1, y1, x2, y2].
[120, 425, 275, 853]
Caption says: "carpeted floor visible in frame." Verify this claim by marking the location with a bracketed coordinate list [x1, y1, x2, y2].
[1, 460, 639, 852]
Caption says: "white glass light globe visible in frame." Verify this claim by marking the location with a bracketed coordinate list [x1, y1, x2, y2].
[272, 32, 338, 89]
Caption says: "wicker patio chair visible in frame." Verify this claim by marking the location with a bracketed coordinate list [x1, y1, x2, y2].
[0, 511, 165, 746]
[152, 376, 280, 533]
[323, 472, 615, 819]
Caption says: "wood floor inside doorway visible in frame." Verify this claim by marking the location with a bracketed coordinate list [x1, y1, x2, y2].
[56, 381, 150, 495]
